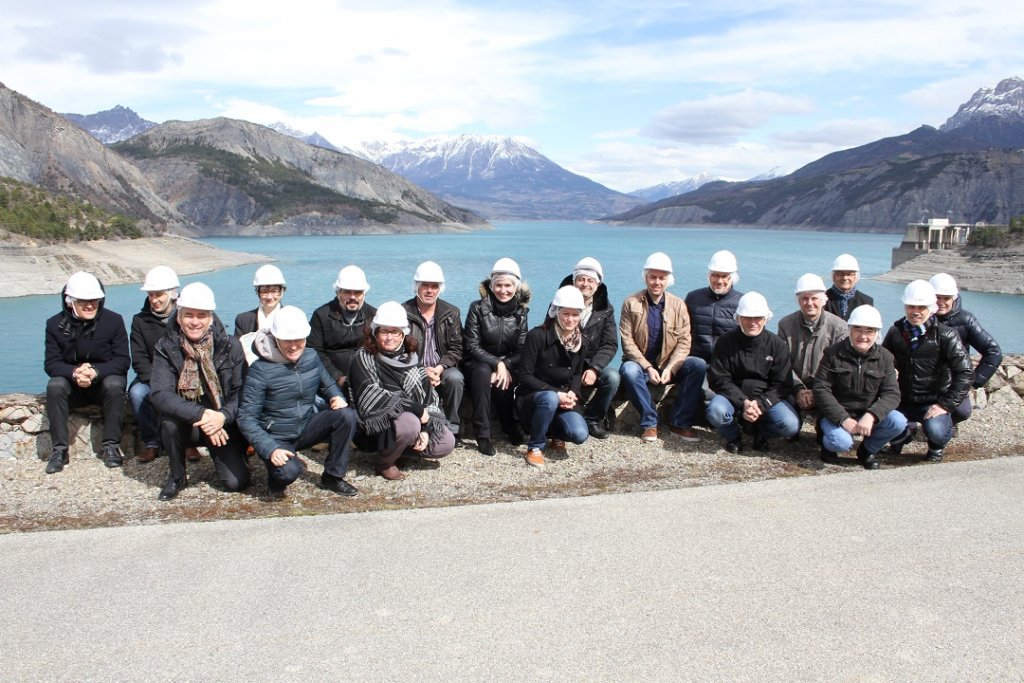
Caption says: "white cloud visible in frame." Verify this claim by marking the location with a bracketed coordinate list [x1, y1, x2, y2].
[643, 90, 814, 144]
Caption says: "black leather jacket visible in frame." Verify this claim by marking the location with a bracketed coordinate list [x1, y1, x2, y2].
[936, 299, 1002, 388]
[882, 317, 973, 411]
[463, 279, 530, 370]
[401, 298, 463, 369]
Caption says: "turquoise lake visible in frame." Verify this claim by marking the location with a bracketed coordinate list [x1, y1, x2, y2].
[3, 221, 1021, 393]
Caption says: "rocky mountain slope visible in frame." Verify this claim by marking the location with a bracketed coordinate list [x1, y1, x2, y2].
[113, 118, 486, 235]
[607, 77, 1024, 230]
[365, 134, 642, 220]
[61, 105, 157, 144]
[0, 84, 184, 228]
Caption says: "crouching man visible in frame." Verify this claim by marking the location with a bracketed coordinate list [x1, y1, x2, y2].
[150, 283, 251, 500]
[813, 305, 907, 470]
[238, 306, 360, 497]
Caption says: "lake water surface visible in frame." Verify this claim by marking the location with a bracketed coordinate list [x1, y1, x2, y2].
[3, 221, 1021, 393]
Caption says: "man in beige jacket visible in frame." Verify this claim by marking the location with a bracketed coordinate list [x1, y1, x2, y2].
[618, 252, 693, 442]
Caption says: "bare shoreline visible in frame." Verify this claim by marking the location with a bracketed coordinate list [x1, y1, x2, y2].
[872, 246, 1024, 295]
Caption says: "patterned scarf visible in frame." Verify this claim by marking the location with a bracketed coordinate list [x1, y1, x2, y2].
[352, 348, 441, 435]
[899, 315, 934, 352]
[828, 285, 856, 318]
[555, 320, 582, 354]
[177, 331, 222, 408]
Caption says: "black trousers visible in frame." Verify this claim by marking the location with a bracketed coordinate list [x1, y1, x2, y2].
[161, 418, 251, 492]
[265, 407, 358, 491]
[46, 375, 126, 452]
[466, 360, 516, 439]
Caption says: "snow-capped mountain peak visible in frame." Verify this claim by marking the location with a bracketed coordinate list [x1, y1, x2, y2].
[266, 121, 347, 154]
[940, 76, 1024, 131]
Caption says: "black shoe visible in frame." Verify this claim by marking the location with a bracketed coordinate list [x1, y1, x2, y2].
[320, 473, 358, 497]
[158, 477, 186, 501]
[856, 445, 880, 470]
[753, 436, 769, 452]
[820, 447, 839, 464]
[45, 449, 69, 474]
[477, 438, 496, 456]
[453, 436, 465, 449]
[886, 425, 916, 455]
[724, 438, 743, 454]
[924, 448, 944, 462]
[587, 420, 609, 439]
[102, 446, 124, 468]
[506, 428, 524, 447]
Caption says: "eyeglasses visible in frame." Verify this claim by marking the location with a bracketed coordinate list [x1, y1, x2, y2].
[376, 329, 404, 338]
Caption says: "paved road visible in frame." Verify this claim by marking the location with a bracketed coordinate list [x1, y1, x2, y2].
[3, 457, 1023, 682]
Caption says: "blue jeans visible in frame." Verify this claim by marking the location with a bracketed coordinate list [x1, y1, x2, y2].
[582, 365, 620, 424]
[129, 381, 159, 448]
[620, 360, 695, 430]
[674, 356, 709, 428]
[901, 403, 955, 449]
[821, 410, 908, 455]
[706, 394, 800, 443]
[521, 391, 589, 451]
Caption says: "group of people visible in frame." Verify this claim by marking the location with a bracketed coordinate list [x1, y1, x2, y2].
[42, 249, 1002, 500]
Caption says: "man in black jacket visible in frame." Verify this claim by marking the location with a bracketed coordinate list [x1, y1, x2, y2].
[402, 261, 465, 444]
[150, 283, 251, 501]
[43, 271, 130, 473]
[308, 265, 377, 395]
[559, 257, 618, 439]
[706, 292, 799, 453]
[129, 266, 180, 463]
[882, 280, 973, 462]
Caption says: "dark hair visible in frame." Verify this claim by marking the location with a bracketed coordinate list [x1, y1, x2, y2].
[362, 326, 419, 355]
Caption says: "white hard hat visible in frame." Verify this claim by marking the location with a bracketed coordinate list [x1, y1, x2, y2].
[735, 292, 772, 319]
[371, 301, 410, 334]
[794, 273, 827, 294]
[334, 265, 370, 292]
[65, 272, 104, 300]
[929, 273, 959, 297]
[551, 285, 585, 310]
[491, 257, 522, 280]
[141, 265, 180, 292]
[643, 251, 673, 273]
[572, 257, 603, 283]
[177, 282, 217, 311]
[253, 264, 286, 287]
[271, 306, 311, 340]
[832, 254, 860, 272]
[848, 305, 883, 329]
[707, 250, 738, 273]
[413, 261, 445, 284]
[902, 280, 937, 309]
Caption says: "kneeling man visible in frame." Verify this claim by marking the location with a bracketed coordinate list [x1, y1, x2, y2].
[151, 283, 251, 500]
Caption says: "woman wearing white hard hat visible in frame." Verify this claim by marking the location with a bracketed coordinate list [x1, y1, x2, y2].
[929, 273, 1003, 425]
[234, 264, 287, 337]
[149, 283, 252, 500]
[238, 306, 360, 497]
[130, 266, 181, 463]
[812, 305, 907, 469]
[463, 258, 530, 455]
[825, 254, 874, 321]
[514, 286, 591, 468]
[348, 301, 455, 480]
[43, 271, 130, 473]
[881, 280, 973, 463]
[706, 292, 800, 452]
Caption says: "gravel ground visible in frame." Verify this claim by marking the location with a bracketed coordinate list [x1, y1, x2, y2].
[4, 400, 1022, 534]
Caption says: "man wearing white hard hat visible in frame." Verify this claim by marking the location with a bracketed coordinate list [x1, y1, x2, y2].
[813, 305, 906, 469]
[129, 266, 181, 463]
[43, 271, 130, 473]
[618, 252, 694, 443]
[309, 265, 377, 395]
[881, 280, 972, 462]
[234, 264, 287, 337]
[239, 306, 360, 497]
[824, 254, 873, 321]
[706, 292, 800, 452]
[558, 257, 619, 439]
[150, 283, 251, 500]
[930, 272, 1003, 424]
[776, 273, 848, 418]
[402, 261, 465, 445]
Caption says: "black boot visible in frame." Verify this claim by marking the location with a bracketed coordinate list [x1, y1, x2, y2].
[819, 447, 839, 464]
[45, 449, 69, 474]
[158, 476, 187, 501]
[856, 444, 880, 470]
[924, 447, 944, 462]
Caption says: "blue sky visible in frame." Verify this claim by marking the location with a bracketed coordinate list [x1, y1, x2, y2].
[1, 0, 1022, 191]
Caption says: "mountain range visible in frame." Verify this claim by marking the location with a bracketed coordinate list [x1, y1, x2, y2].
[62, 105, 157, 144]
[606, 77, 1024, 230]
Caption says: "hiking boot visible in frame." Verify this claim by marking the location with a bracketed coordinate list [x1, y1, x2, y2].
[45, 449, 69, 474]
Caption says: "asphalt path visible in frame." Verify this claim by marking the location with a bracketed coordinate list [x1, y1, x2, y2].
[3, 457, 1022, 682]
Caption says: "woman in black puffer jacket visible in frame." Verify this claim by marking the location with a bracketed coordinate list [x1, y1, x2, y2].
[462, 258, 530, 455]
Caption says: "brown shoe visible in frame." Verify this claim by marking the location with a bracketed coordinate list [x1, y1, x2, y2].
[641, 427, 658, 442]
[377, 465, 407, 480]
[669, 426, 700, 442]
[548, 438, 567, 451]
[524, 448, 545, 468]
[185, 447, 201, 462]
[137, 447, 159, 463]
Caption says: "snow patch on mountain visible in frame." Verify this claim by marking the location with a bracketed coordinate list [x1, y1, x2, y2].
[941, 76, 1024, 131]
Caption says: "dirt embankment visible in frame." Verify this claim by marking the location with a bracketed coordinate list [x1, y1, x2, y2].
[874, 246, 1024, 295]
